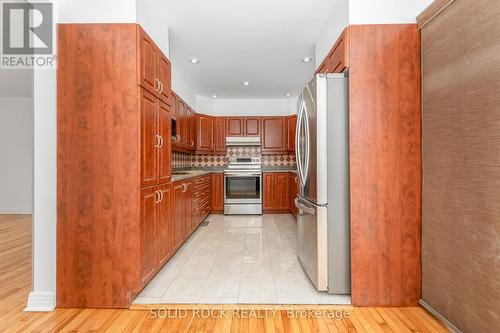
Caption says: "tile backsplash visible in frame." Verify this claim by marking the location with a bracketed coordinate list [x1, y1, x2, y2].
[173, 146, 296, 169]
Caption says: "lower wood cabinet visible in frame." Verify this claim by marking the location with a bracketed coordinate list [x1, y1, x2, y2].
[211, 173, 224, 212]
[193, 175, 211, 227]
[289, 173, 299, 218]
[140, 183, 173, 287]
[263, 172, 290, 213]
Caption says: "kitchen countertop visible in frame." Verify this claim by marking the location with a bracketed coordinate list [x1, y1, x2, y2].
[171, 167, 296, 182]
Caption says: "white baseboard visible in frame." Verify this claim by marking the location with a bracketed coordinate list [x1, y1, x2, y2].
[419, 299, 462, 333]
[24, 292, 56, 312]
[0, 207, 33, 214]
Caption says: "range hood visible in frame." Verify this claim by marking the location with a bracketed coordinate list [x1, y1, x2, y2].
[225, 136, 261, 146]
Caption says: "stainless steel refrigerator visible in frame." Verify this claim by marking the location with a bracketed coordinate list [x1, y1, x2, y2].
[294, 73, 350, 294]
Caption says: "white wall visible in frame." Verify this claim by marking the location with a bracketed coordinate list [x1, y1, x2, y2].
[0, 98, 33, 214]
[136, 0, 170, 56]
[314, 0, 349, 67]
[315, 0, 434, 68]
[173, 69, 197, 107]
[196, 96, 297, 116]
[57, 0, 136, 23]
[349, 0, 434, 24]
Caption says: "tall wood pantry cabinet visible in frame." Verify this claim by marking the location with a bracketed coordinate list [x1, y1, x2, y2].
[57, 24, 174, 308]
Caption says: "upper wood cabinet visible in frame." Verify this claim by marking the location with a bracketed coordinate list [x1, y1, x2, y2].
[286, 115, 297, 152]
[226, 117, 244, 136]
[214, 116, 226, 153]
[158, 101, 172, 184]
[137, 26, 171, 103]
[140, 88, 159, 188]
[196, 114, 214, 152]
[261, 117, 287, 154]
[172, 91, 197, 153]
[316, 27, 349, 74]
[244, 117, 261, 136]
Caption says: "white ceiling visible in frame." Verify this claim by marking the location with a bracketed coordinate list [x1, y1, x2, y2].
[164, 0, 335, 99]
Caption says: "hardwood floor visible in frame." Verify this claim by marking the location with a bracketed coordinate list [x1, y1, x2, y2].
[0, 214, 450, 332]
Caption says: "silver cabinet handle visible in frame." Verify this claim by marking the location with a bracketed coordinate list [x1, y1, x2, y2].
[183, 183, 187, 192]
[155, 134, 161, 148]
[159, 81, 164, 94]
[159, 135, 164, 148]
[155, 190, 161, 203]
[190, 140, 194, 147]
[159, 190, 164, 202]
[155, 79, 161, 92]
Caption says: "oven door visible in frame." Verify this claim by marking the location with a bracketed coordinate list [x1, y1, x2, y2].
[224, 172, 262, 204]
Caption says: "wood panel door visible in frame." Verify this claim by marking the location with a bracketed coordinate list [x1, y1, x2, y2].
[211, 173, 224, 212]
[137, 28, 158, 96]
[140, 88, 159, 188]
[140, 187, 158, 285]
[244, 117, 260, 136]
[183, 181, 193, 238]
[157, 184, 172, 266]
[261, 117, 287, 154]
[197, 115, 214, 152]
[189, 108, 197, 150]
[180, 100, 189, 147]
[214, 117, 226, 153]
[158, 101, 171, 184]
[158, 53, 171, 104]
[263, 173, 275, 210]
[226, 117, 244, 136]
[172, 182, 185, 251]
[275, 173, 290, 210]
[287, 115, 297, 152]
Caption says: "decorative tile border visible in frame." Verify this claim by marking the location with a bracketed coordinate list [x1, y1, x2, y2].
[173, 147, 296, 169]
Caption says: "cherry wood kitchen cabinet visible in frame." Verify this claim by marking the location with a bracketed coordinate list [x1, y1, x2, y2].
[187, 106, 196, 150]
[244, 117, 261, 136]
[213, 116, 226, 154]
[225, 117, 244, 136]
[286, 115, 297, 152]
[172, 182, 185, 251]
[172, 95, 197, 153]
[192, 175, 211, 227]
[261, 117, 287, 154]
[196, 114, 214, 152]
[57, 24, 174, 308]
[157, 184, 173, 267]
[316, 27, 349, 74]
[263, 172, 289, 213]
[138, 27, 171, 103]
[211, 173, 224, 213]
[289, 173, 299, 218]
[314, 24, 422, 306]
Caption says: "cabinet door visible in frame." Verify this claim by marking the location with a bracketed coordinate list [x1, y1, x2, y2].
[263, 173, 275, 210]
[261, 117, 287, 154]
[188, 107, 196, 149]
[159, 101, 172, 184]
[289, 174, 299, 218]
[140, 88, 159, 188]
[172, 182, 185, 250]
[211, 173, 224, 211]
[180, 100, 188, 147]
[214, 117, 226, 153]
[183, 181, 193, 238]
[226, 117, 244, 136]
[140, 187, 158, 285]
[287, 115, 297, 152]
[275, 173, 290, 210]
[158, 184, 172, 266]
[158, 53, 171, 104]
[137, 28, 158, 96]
[197, 115, 214, 151]
[244, 117, 260, 136]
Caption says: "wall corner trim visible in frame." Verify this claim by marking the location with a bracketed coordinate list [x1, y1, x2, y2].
[419, 299, 463, 333]
[24, 292, 56, 312]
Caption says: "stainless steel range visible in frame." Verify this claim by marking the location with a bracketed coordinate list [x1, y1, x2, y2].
[224, 157, 262, 215]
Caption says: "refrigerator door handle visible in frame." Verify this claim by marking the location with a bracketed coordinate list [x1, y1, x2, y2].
[296, 99, 305, 187]
[302, 91, 311, 184]
[294, 198, 316, 216]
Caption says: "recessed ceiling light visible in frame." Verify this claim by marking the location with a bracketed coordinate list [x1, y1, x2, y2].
[302, 57, 312, 63]
[286, 93, 291, 97]
[243, 81, 250, 86]
[212, 94, 217, 98]
[189, 57, 200, 64]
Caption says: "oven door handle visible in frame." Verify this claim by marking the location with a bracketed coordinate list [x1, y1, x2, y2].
[224, 173, 262, 177]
